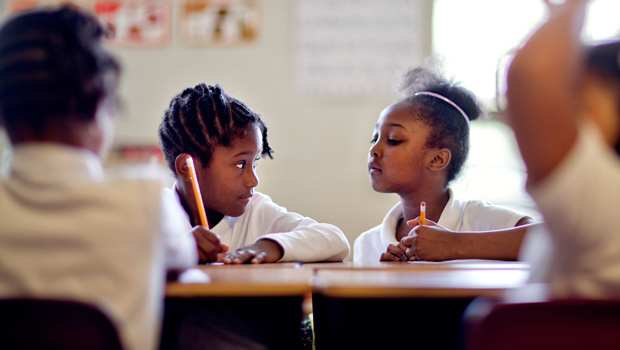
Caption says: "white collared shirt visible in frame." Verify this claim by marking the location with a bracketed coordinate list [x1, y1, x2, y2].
[353, 188, 528, 262]
[0, 144, 197, 350]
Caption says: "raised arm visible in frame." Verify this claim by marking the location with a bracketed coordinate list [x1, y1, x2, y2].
[506, 0, 589, 184]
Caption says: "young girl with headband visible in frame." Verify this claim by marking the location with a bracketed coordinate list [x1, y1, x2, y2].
[354, 66, 538, 262]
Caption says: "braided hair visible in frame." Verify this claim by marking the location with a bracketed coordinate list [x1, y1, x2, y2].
[159, 83, 273, 173]
[398, 66, 484, 184]
[0, 6, 120, 137]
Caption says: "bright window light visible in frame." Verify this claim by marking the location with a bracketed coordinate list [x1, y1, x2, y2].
[433, 0, 620, 218]
[433, 0, 620, 107]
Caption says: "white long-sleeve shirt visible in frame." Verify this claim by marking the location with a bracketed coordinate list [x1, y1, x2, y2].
[166, 185, 350, 262]
[0, 144, 197, 350]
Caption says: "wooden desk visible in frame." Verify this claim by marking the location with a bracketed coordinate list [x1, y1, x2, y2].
[165, 261, 528, 300]
[163, 261, 530, 350]
[310, 261, 530, 350]
[165, 263, 312, 297]
[304, 259, 529, 271]
[162, 263, 312, 350]
[313, 264, 529, 298]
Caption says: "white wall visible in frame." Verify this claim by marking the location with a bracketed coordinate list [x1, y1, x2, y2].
[110, 0, 434, 254]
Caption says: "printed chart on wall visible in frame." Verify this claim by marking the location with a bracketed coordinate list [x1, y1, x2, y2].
[178, 0, 260, 47]
[93, 0, 171, 47]
[297, 0, 427, 97]
[5, 0, 89, 15]
[4, 0, 171, 47]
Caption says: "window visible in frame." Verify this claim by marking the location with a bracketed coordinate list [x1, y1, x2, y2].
[432, 0, 620, 217]
[433, 0, 620, 108]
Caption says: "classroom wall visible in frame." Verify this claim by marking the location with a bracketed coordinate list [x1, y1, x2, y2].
[108, 0, 434, 255]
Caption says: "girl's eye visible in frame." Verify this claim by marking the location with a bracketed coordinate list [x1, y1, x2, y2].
[387, 139, 402, 145]
[235, 161, 246, 169]
[370, 135, 378, 144]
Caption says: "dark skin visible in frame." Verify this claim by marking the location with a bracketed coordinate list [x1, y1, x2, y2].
[385, 216, 534, 262]
[371, 101, 537, 263]
[174, 125, 283, 264]
[7, 115, 109, 154]
[7, 115, 116, 182]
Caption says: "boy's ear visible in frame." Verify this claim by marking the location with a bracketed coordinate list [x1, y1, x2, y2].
[428, 148, 451, 172]
[174, 153, 191, 182]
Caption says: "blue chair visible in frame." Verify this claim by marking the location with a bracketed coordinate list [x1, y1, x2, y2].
[0, 298, 123, 349]
[464, 298, 620, 350]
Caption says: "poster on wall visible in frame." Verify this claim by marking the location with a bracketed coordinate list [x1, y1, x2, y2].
[297, 0, 428, 97]
[5, 0, 90, 14]
[4, 0, 171, 48]
[178, 0, 260, 46]
[93, 0, 171, 47]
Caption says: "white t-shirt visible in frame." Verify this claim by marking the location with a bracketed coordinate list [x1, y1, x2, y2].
[524, 122, 620, 299]
[0, 144, 197, 350]
[354, 188, 527, 262]
[166, 185, 350, 262]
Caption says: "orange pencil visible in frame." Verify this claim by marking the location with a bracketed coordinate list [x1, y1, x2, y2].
[185, 155, 209, 229]
[420, 201, 426, 225]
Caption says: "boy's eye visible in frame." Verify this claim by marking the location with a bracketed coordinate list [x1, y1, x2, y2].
[370, 135, 378, 144]
[235, 161, 246, 169]
[387, 139, 402, 145]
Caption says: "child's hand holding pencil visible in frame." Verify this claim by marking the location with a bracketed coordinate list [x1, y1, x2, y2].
[185, 155, 228, 263]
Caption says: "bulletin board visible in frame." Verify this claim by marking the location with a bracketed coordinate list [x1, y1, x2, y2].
[296, 0, 428, 97]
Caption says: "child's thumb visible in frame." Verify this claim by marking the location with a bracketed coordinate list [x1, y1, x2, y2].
[407, 217, 421, 227]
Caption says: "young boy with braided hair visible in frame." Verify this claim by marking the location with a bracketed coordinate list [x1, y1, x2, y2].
[159, 83, 350, 264]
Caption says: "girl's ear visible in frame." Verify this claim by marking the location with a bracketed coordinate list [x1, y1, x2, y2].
[428, 148, 451, 172]
[174, 153, 191, 182]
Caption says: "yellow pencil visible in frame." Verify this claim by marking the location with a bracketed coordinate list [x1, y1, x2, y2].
[420, 201, 426, 225]
[185, 155, 209, 229]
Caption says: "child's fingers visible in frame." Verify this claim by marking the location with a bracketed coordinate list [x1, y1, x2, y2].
[198, 227, 222, 246]
[397, 242, 410, 260]
[380, 252, 401, 261]
[401, 234, 419, 261]
[406, 218, 437, 227]
[216, 252, 227, 262]
[406, 217, 421, 227]
[192, 230, 219, 263]
[384, 244, 407, 261]
[401, 235, 420, 261]
[400, 233, 416, 246]
[223, 248, 256, 264]
[251, 251, 268, 264]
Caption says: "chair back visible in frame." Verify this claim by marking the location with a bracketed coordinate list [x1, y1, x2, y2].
[465, 299, 620, 350]
[0, 298, 123, 350]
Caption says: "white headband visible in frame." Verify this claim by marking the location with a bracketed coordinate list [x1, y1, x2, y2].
[414, 91, 470, 126]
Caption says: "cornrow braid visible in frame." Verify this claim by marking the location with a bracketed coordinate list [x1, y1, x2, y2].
[159, 83, 273, 174]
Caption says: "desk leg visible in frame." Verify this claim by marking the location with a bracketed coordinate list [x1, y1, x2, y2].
[161, 296, 304, 350]
[312, 296, 473, 350]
